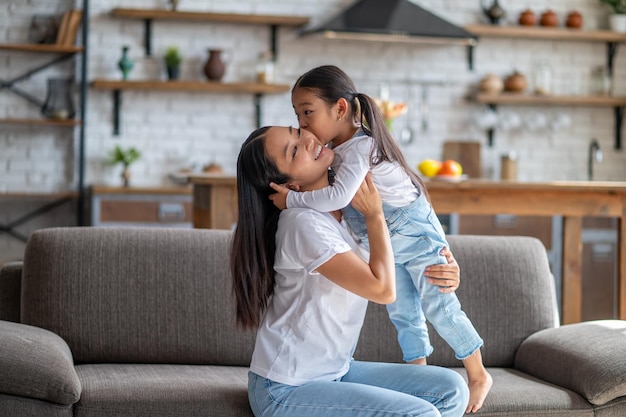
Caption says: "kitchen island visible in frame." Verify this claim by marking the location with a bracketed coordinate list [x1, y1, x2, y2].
[188, 174, 626, 324]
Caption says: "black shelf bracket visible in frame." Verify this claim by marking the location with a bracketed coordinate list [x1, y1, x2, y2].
[615, 106, 624, 150]
[270, 25, 278, 61]
[607, 42, 618, 77]
[467, 44, 475, 71]
[254, 94, 262, 128]
[112, 89, 121, 136]
[486, 103, 496, 147]
[144, 19, 153, 56]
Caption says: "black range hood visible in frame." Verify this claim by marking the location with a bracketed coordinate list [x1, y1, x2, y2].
[302, 0, 477, 46]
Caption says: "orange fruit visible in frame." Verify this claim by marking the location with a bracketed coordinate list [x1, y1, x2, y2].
[437, 160, 463, 177]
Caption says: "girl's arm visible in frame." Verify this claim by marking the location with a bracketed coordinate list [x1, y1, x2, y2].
[282, 139, 371, 212]
[316, 174, 395, 304]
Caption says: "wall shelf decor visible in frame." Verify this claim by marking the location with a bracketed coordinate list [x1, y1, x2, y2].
[466, 25, 626, 149]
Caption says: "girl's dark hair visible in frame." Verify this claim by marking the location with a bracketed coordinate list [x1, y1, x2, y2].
[293, 65, 426, 196]
[231, 126, 290, 330]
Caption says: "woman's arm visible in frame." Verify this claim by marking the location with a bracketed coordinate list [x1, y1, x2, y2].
[316, 174, 396, 304]
[425, 247, 460, 293]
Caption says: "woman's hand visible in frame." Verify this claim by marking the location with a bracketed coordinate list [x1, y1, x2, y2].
[425, 247, 460, 293]
[350, 173, 383, 218]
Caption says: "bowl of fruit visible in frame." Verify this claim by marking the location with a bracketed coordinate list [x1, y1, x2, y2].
[418, 159, 467, 181]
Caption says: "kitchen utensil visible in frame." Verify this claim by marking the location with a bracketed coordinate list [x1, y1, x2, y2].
[420, 85, 429, 132]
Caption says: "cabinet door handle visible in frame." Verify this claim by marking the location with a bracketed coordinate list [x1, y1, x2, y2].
[158, 203, 185, 221]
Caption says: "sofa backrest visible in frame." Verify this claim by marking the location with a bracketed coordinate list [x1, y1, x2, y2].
[355, 234, 559, 368]
[20, 228, 557, 368]
[21, 227, 256, 366]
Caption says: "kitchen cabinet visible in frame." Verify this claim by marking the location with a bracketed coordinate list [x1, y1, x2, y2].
[465, 24, 626, 149]
[0, 1, 89, 225]
[92, 8, 309, 135]
[86, 186, 193, 228]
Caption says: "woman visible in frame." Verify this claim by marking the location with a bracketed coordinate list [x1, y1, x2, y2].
[231, 125, 469, 417]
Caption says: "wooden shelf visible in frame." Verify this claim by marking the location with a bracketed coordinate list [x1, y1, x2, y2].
[91, 79, 291, 94]
[475, 93, 626, 107]
[465, 24, 626, 42]
[0, 43, 83, 54]
[111, 8, 309, 27]
[91, 79, 291, 135]
[473, 93, 625, 149]
[110, 8, 309, 57]
[0, 118, 81, 127]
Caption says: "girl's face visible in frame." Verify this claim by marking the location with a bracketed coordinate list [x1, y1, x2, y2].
[264, 126, 335, 192]
[292, 88, 343, 146]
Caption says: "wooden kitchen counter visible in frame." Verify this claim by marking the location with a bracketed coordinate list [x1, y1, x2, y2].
[189, 175, 626, 324]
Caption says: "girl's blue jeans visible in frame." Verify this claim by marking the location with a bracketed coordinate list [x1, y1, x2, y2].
[343, 193, 483, 362]
[248, 361, 469, 417]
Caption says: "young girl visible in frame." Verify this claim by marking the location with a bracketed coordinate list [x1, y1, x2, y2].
[269, 65, 492, 413]
[231, 125, 470, 417]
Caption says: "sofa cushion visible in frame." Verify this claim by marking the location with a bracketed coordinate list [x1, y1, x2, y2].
[21, 227, 256, 366]
[451, 368, 593, 417]
[0, 393, 73, 417]
[75, 364, 250, 417]
[515, 320, 626, 405]
[0, 321, 81, 405]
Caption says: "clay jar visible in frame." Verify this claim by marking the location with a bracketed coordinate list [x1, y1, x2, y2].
[519, 9, 536, 26]
[504, 71, 528, 93]
[540, 9, 559, 27]
[566, 11, 583, 29]
[479, 73, 504, 94]
[203, 49, 226, 81]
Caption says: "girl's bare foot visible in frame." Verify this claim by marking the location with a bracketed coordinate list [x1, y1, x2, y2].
[466, 370, 492, 413]
[408, 357, 427, 365]
[463, 349, 492, 413]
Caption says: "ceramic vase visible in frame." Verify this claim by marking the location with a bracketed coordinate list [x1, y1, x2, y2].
[203, 49, 226, 81]
[609, 14, 626, 32]
[121, 166, 131, 187]
[118, 46, 134, 80]
[41, 78, 75, 120]
[166, 66, 180, 81]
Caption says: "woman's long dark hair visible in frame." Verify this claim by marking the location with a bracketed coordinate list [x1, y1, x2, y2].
[292, 65, 426, 197]
[231, 127, 291, 330]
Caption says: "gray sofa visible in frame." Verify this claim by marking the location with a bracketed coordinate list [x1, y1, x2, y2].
[1, 227, 625, 417]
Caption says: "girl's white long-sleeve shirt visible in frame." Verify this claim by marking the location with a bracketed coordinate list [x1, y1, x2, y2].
[286, 133, 418, 211]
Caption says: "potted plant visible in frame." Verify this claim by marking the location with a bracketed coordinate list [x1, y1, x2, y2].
[164, 46, 182, 80]
[599, 0, 626, 32]
[107, 145, 141, 187]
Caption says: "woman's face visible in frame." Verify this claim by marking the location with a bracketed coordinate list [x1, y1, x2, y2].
[292, 88, 341, 146]
[264, 126, 335, 191]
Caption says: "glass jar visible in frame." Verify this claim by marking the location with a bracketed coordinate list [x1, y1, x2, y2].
[532, 61, 552, 95]
[255, 51, 274, 84]
[590, 66, 612, 96]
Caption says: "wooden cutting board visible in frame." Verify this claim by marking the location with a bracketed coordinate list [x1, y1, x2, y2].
[443, 141, 481, 178]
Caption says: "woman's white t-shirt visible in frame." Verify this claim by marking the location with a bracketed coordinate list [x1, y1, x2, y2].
[249, 208, 369, 386]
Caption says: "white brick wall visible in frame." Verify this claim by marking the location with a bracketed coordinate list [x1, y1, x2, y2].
[1, 0, 625, 260]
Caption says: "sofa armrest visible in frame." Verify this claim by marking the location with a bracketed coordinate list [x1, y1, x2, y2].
[515, 320, 626, 405]
[0, 261, 22, 322]
[0, 320, 81, 405]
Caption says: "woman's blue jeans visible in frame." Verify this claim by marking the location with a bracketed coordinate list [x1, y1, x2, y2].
[248, 361, 469, 417]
